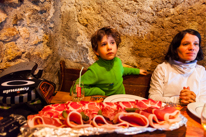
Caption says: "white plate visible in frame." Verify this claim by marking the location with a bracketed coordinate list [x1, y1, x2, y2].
[103, 94, 146, 102]
[187, 102, 204, 118]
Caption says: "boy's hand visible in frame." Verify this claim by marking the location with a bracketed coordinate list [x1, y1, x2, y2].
[140, 69, 148, 75]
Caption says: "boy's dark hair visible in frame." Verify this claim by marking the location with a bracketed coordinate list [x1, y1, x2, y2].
[91, 26, 121, 52]
[165, 29, 204, 61]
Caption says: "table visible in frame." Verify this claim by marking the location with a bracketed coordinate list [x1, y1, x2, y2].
[51, 91, 205, 137]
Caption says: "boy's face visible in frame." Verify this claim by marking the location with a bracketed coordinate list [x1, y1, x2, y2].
[94, 35, 117, 60]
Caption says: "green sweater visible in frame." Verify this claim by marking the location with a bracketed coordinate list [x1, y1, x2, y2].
[71, 57, 140, 96]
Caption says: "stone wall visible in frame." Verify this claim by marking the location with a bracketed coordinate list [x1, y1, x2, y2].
[0, 0, 206, 89]
[0, 0, 61, 88]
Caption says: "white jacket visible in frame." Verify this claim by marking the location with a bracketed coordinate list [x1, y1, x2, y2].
[149, 60, 206, 103]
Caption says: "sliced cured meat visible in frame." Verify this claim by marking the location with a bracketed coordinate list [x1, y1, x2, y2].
[92, 115, 129, 129]
[81, 101, 101, 121]
[92, 115, 117, 129]
[38, 111, 62, 118]
[26, 99, 182, 129]
[65, 101, 83, 113]
[115, 122, 130, 128]
[27, 116, 63, 128]
[135, 109, 170, 129]
[136, 99, 162, 109]
[27, 114, 43, 120]
[39, 104, 65, 118]
[92, 115, 110, 127]
[27, 104, 65, 119]
[41, 104, 65, 112]
[113, 112, 149, 128]
[145, 106, 181, 123]
[66, 111, 92, 128]
[100, 102, 119, 121]
[116, 101, 137, 112]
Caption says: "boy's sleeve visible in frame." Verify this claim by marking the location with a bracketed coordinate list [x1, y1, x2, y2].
[84, 87, 105, 96]
[70, 68, 105, 96]
[123, 67, 140, 76]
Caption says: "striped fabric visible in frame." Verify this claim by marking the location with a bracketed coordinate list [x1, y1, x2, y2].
[0, 89, 40, 108]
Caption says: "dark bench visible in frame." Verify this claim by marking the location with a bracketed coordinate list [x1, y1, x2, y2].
[58, 60, 151, 98]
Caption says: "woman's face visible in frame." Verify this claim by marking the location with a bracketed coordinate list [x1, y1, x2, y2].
[177, 33, 199, 63]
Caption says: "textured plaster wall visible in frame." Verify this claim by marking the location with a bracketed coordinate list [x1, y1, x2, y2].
[0, 0, 206, 89]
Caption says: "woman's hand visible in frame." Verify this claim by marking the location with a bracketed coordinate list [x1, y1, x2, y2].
[140, 69, 148, 75]
[179, 86, 196, 105]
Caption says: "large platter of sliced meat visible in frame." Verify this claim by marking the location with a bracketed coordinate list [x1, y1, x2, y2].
[21, 98, 187, 137]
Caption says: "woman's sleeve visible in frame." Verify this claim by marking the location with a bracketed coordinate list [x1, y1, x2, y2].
[149, 64, 179, 103]
[197, 70, 206, 103]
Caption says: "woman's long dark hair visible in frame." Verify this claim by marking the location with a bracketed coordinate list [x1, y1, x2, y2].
[165, 29, 204, 61]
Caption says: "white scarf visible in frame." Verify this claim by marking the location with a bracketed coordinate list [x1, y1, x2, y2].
[169, 59, 197, 75]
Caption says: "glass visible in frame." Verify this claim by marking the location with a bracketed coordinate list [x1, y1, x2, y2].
[71, 80, 85, 102]
[201, 103, 206, 136]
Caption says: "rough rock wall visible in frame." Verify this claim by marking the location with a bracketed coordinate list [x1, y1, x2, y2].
[60, 0, 206, 71]
[0, 0, 61, 88]
[0, 0, 206, 89]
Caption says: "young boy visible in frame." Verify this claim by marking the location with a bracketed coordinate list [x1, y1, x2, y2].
[72, 26, 147, 96]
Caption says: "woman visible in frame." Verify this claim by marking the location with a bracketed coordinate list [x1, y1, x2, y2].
[149, 29, 206, 105]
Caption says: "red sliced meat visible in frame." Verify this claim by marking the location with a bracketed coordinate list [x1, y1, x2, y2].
[65, 101, 83, 113]
[145, 106, 181, 123]
[92, 115, 116, 129]
[38, 111, 61, 118]
[80, 101, 101, 121]
[115, 122, 130, 128]
[136, 109, 170, 129]
[65, 111, 92, 128]
[41, 104, 65, 112]
[92, 115, 110, 127]
[27, 115, 63, 128]
[116, 101, 137, 112]
[26, 99, 182, 129]
[32, 104, 66, 118]
[100, 102, 119, 121]
[27, 114, 43, 120]
[113, 112, 149, 128]
[92, 115, 129, 129]
[136, 99, 162, 109]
